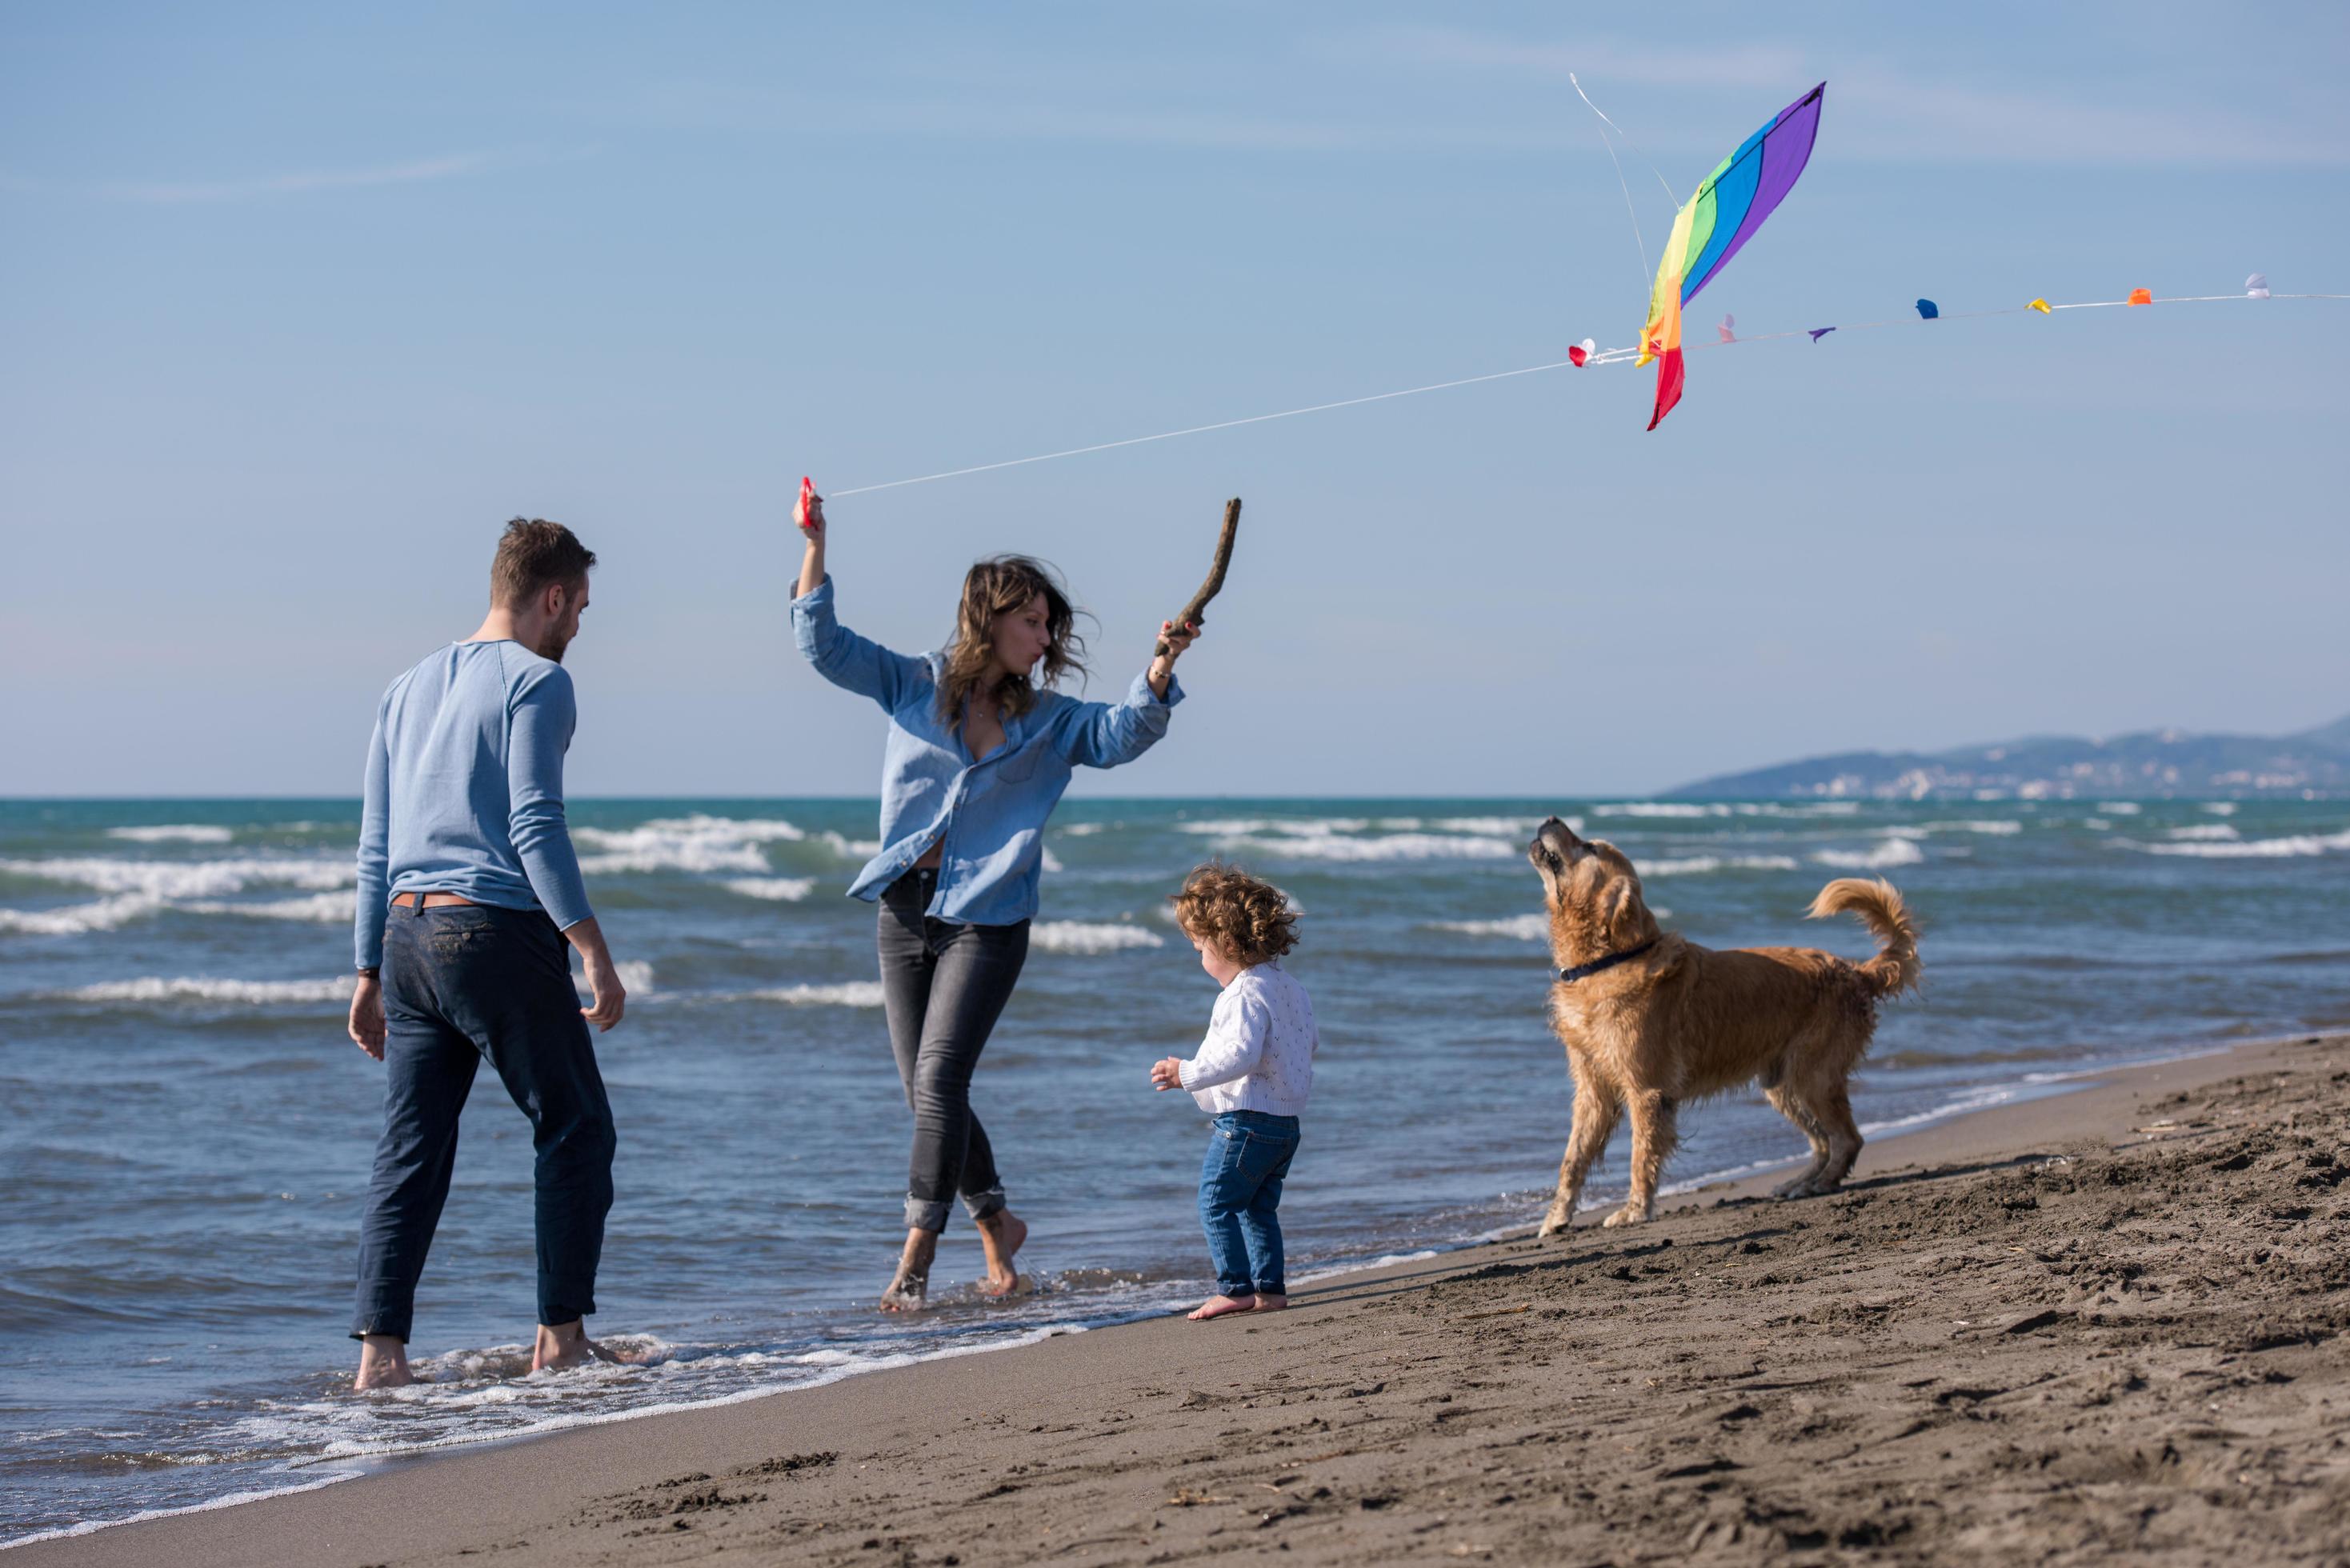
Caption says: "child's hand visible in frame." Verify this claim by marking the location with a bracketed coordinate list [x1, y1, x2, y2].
[1151, 1057, 1186, 1092]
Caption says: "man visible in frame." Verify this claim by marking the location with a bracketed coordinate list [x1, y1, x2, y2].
[346, 517, 628, 1390]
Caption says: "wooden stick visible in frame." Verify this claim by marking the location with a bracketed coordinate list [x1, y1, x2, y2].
[1156, 498, 1242, 658]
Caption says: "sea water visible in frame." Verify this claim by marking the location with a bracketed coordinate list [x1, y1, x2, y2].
[4, 796, 2346, 1541]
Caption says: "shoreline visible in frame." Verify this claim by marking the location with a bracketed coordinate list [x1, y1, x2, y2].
[4, 1026, 2297, 1550]
[16, 1027, 2344, 1564]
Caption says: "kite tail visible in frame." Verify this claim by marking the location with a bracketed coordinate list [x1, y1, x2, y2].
[1646, 276, 1687, 430]
[1647, 346, 1685, 430]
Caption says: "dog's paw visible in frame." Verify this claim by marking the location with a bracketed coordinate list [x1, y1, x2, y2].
[1600, 1205, 1650, 1229]
[1770, 1178, 1816, 1201]
[1536, 1214, 1572, 1239]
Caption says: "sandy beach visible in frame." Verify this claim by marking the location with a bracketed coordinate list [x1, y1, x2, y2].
[18, 1030, 2346, 1566]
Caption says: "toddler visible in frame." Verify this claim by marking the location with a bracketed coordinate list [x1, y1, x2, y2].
[1151, 863, 1319, 1320]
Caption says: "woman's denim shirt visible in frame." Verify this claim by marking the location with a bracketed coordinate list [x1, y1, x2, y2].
[792, 575, 1183, 924]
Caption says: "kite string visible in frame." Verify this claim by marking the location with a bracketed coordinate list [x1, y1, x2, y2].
[827, 293, 2346, 496]
[1569, 72, 1653, 299]
[1567, 72, 1679, 209]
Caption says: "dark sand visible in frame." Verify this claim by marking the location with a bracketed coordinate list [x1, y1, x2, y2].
[22, 1034, 2349, 1566]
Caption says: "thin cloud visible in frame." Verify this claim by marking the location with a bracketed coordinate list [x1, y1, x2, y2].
[1358, 26, 2349, 168]
[102, 151, 495, 204]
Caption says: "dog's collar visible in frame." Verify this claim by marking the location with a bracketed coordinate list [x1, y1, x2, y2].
[1552, 938, 1658, 986]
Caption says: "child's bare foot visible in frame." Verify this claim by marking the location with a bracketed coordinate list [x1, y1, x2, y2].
[354, 1334, 414, 1390]
[975, 1209, 1027, 1299]
[1251, 1293, 1287, 1312]
[880, 1228, 938, 1313]
[1187, 1293, 1256, 1321]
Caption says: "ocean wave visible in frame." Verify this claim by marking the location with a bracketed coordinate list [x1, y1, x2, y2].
[1031, 921, 1165, 955]
[723, 876, 817, 902]
[1427, 913, 1550, 942]
[735, 982, 887, 1008]
[1058, 822, 1108, 837]
[1811, 839, 1927, 870]
[106, 825, 234, 845]
[819, 830, 885, 860]
[184, 892, 355, 923]
[1639, 854, 1800, 877]
[1176, 817, 1371, 837]
[2202, 802, 2238, 816]
[59, 976, 356, 1006]
[1211, 829, 1521, 862]
[2096, 802, 2144, 814]
[1041, 846, 1066, 874]
[0, 855, 351, 899]
[1594, 802, 1729, 818]
[2135, 827, 2350, 859]
[0, 893, 170, 935]
[587, 961, 655, 997]
[1427, 815, 1561, 837]
[2162, 824, 2240, 842]
[573, 814, 806, 876]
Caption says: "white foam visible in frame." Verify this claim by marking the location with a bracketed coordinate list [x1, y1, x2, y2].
[1212, 829, 1520, 862]
[1594, 802, 1729, 818]
[0, 1472, 359, 1550]
[1811, 839, 1927, 870]
[2084, 818, 2114, 830]
[0, 893, 169, 934]
[2163, 824, 2240, 842]
[1428, 913, 1550, 942]
[1059, 822, 1107, 837]
[2136, 827, 2350, 859]
[2096, 801, 2144, 814]
[1427, 814, 1567, 836]
[106, 825, 234, 844]
[1176, 817, 1371, 836]
[185, 892, 356, 923]
[723, 876, 817, 902]
[1916, 819, 2023, 836]
[739, 981, 887, 1008]
[1031, 921, 1165, 954]
[573, 961, 655, 998]
[2202, 801, 2238, 816]
[819, 830, 885, 860]
[572, 815, 806, 876]
[62, 976, 356, 1005]
[1041, 846, 1066, 874]
[0, 855, 351, 898]
[1639, 854, 1800, 877]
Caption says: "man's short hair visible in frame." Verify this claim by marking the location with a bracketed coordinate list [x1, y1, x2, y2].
[491, 518, 597, 607]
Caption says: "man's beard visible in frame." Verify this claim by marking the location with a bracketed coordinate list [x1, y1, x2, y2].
[537, 628, 570, 664]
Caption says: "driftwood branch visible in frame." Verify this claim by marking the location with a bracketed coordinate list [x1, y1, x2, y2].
[1155, 498, 1242, 658]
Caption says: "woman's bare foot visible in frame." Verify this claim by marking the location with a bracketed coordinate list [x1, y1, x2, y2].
[354, 1334, 414, 1390]
[1252, 1293, 1287, 1312]
[880, 1228, 939, 1313]
[1187, 1293, 1256, 1321]
[531, 1319, 631, 1374]
[975, 1209, 1027, 1299]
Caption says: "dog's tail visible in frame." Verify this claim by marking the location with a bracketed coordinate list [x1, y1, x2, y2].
[1807, 878, 1920, 998]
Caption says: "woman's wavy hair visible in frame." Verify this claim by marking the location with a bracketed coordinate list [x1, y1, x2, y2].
[1171, 862, 1300, 968]
[936, 555, 1089, 726]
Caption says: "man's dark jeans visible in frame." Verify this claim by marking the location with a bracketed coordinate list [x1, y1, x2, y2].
[876, 867, 1031, 1233]
[352, 902, 615, 1342]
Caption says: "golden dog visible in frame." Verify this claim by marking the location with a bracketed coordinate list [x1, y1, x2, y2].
[1528, 816, 1920, 1234]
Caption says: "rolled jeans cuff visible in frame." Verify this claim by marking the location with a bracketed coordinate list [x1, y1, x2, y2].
[350, 1299, 412, 1343]
[904, 1186, 1006, 1233]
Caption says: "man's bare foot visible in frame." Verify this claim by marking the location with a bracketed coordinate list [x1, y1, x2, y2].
[1252, 1293, 1288, 1312]
[531, 1319, 629, 1374]
[1187, 1293, 1256, 1321]
[881, 1228, 938, 1313]
[975, 1209, 1027, 1299]
[354, 1333, 414, 1390]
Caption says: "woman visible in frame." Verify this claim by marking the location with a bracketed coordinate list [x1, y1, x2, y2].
[791, 486, 1199, 1310]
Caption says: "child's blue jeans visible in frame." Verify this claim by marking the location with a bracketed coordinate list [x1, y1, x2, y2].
[1199, 1110, 1300, 1298]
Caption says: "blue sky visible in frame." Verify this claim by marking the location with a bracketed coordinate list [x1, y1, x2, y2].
[3, 2, 2344, 796]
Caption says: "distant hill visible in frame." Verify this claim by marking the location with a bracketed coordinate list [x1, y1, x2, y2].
[1671, 714, 2350, 800]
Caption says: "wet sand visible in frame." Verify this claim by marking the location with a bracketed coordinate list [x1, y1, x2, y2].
[22, 1033, 2348, 1566]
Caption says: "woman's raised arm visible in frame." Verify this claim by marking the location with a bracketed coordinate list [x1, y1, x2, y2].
[789, 484, 929, 710]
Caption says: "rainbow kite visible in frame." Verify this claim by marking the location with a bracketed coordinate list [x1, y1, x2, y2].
[1636, 83, 1825, 430]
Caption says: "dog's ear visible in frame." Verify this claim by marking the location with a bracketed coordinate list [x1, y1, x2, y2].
[1601, 878, 1643, 942]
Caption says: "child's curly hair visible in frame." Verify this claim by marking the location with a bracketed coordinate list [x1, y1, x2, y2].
[1170, 862, 1299, 967]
